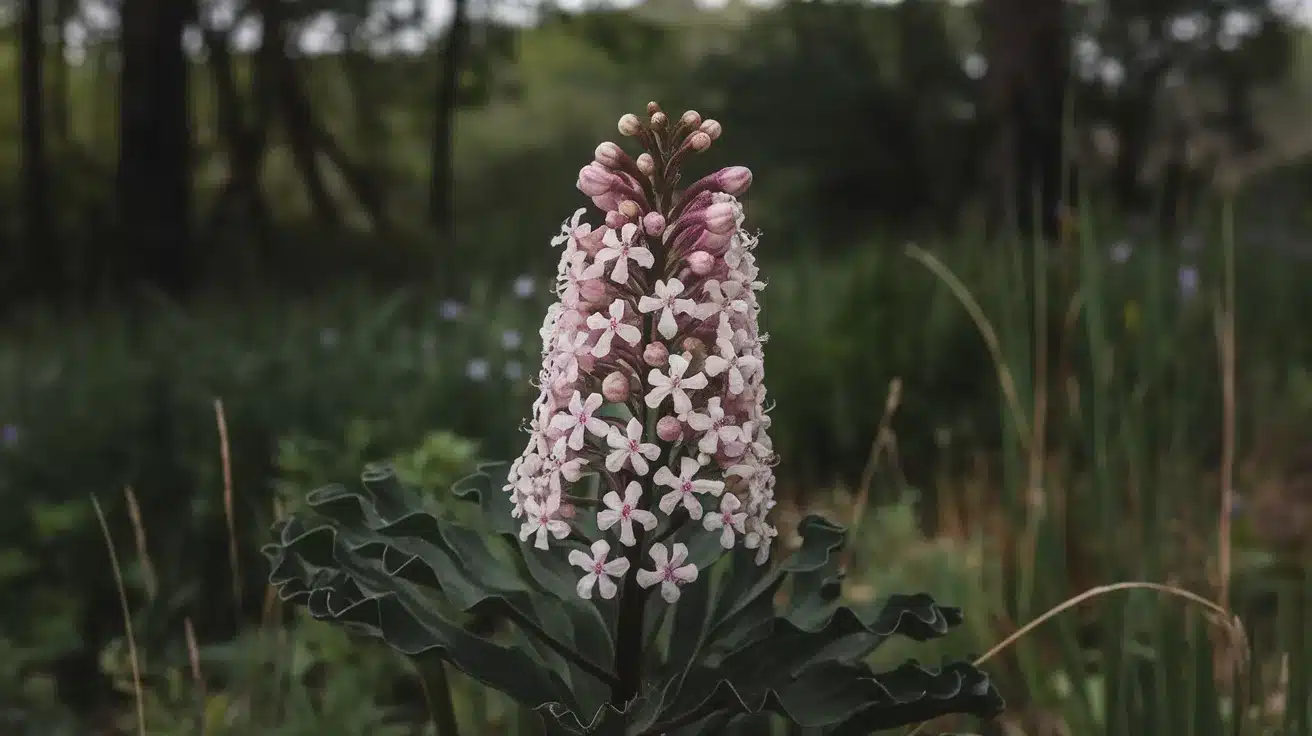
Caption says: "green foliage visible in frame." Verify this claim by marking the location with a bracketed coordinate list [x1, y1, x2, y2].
[264, 462, 1003, 734]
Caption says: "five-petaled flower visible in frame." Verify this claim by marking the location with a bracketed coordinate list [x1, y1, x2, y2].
[704, 493, 748, 549]
[568, 540, 631, 599]
[597, 481, 659, 546]
[588, 223, 655, 284]
[645, 353, 708, 415]
[636, 542, 699, 603]
[519, 493, 571, 550]
[698, 280, 750, 329]
[703, 336, 761, 396]
[587, 300, 642, 358]
[654, 456, 724, 520]
[686, 396, 740, 455]
[550, 391, 610, 450]
[638, 278, 687, 340]
[605, 418, 661, 475]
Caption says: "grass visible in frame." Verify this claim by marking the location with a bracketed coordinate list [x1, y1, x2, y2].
[55, 218, 1312, 734]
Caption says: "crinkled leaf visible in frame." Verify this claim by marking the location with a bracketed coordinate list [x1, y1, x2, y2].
[264, 463, 619, 722]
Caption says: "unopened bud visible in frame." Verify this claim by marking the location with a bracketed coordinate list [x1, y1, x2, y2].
[689, 132, 712, 152]
[681, 340, 706, 361]
[580, 278, 608, 303]
[619, 200, 642, 218]
[618, 114, 643, 137]
[606, 210, 630, 228]
[703, 202, 737, 234]
[578, 163, 616, 196]
[557, 502, 577, 520]
[681, 110, 702, 128]
[687, 250, 715, 276]
[643, 341, 669, 367]
[699, 119, 722, 140]
[650, 111, 668, 129]
[656, 416, 683, 442]
[717, 166, 752, 195]
[602, 371, 631, 402]
[595, 141, 626, 168]
[642, 212, 666, 236]
[636, 153, 656, 176]
[646, 101, 662, 116]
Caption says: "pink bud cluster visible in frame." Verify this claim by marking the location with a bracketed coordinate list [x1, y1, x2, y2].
[504, 102, 778, 603]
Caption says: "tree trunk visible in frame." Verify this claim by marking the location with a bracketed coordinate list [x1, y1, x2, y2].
[255, 0, 340, 227]
[429, 0, 469, 235]
[116, 0, 194, 299]
[19, 0, 53, 301]
[979, 0, 1068, 240]
[50, 0, 72, 144]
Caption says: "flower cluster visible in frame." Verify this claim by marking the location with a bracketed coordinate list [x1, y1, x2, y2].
[504, 102, 778, 604]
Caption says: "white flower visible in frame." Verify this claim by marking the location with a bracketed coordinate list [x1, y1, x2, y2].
[588, 223, 655, 284]
[685, 397, 740, 455]
[637, 279, 686, 340]
[551, 208, 588, 248]
[698, 280, 749, 329]
[568, 539, 630, 599]
[704, 493, 748, 549]
[645, 353, 708, 415]
[543, 437, 588, 493]
[637, 542, 699, 603]
[702, 337, 761, 396]
[519, 494, 571, 550]
[553, 330, 591, 383]
[654, 456, 724, 520]
[743, 519, 778, 565]
[549, 391, 609, 451]
[597, 481, 658, 546]
[586, 299, 642, 358]
[605, 418, 661, 475]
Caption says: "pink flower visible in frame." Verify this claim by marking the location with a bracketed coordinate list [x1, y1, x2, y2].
[605, 418, 661, 475]
[549, 391, 609, 451]
[697, 279, 750, 329]
[654, 456, 724, 520]
[519, 493, 571, 550]
[644, 353, 708, 415]
[702, 336, 761, 395]
[588, 223, 655, 284]
[568, 540, 630, 599]
[637, 278, 686, 340]
[637, 542, 699, 603]
[586, 300, 642, 358]
[703, 493, 748, 549]
[597, 481, 658, 546]
[686, 397, 740, 455]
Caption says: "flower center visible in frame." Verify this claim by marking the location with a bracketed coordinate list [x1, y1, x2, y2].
[628, 440, 640, 452]
[620, 504, 632, 519]
[593, 559, 605, 575]
[681, 481, 693, 495]
[661, 565, 676, 582]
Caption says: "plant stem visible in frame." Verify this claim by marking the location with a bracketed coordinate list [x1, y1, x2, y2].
[417, 659, 461, 736]
[612, 529, 649, 707]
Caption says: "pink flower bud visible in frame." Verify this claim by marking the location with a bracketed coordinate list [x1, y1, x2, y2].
[717, 166, 752, 195]
[592, 193, 621, 213]
[643, 212, 666, 236]
[689, 132, 712, 152]
[619, 200, 642, 218]
[687, 250, 715, 276]
[606, 210, 630, 228]
[578, 163, 617, 197]
[580, 278, 608, 303]
[650, 111, 668, 128]
[703, 202, 737, 235]
[618, 114, 642, 136]
[595, 141, 627, 169]
[643, 342, 669, 367]
[636, 154, 655, 176]
[557, 502, 577, 520]
[577, 226, 608, 255]
[646, 101, 662, 116]
[681, 339, 706, 359]
[657, 416, 682, 442]
[602, 371, 631, 402]
[700, 119, 722, 140]
[681, 110, 702, 128]
[692, 230, 734, 256]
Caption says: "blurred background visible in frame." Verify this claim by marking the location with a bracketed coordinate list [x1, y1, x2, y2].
[1, 0, 1312, 733]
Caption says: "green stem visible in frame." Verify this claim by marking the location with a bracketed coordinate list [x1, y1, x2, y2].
[417, 659, 461, 736]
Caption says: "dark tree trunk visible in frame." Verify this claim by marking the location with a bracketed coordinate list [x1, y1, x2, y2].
[50, 0, 72, 144]
[429, 0, 469, 235]
[255, 0, 339, 227]
[116, 0, 194, 299]
[19, 0, 54, 301]
[979, 0, 1068, 240]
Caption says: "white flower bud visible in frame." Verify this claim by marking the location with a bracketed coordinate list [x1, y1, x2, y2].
[637, 153, 656, 176]
[618, 114, 643, 136]
[681, 110, 702, 128]
[657, 416, 683, 442]
[602, 371, 631, 403]
[699, 119, 722, 140]
[643, 342, 669, 367]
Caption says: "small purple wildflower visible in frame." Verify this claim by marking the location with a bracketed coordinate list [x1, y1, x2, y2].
[1178, 265, 1200, 299]
[466, 358, 490, 381]
[501, 329, 523, 350]
[513, 275, 535, 299]
[440, 300, 466, 321]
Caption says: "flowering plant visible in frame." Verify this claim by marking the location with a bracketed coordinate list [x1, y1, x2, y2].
[264, 103, 1003, 734]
